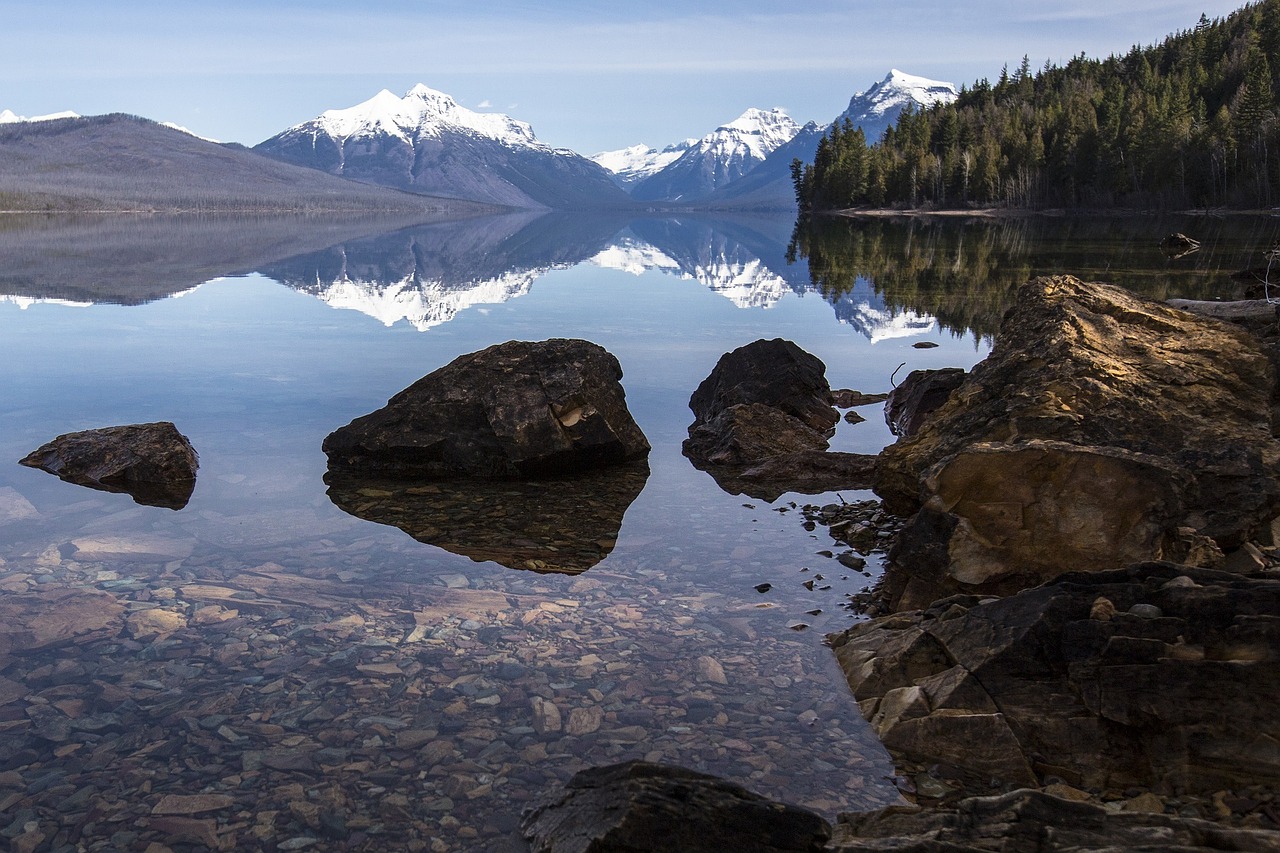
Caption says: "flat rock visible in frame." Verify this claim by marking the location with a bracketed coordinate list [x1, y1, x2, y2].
[521, 761, 830, 853]
[71, 534, 195, 562]
[0, 589, 125, 656]
[324, 339, 650, 479]
[0, 487, 38, 525]
[20, 421, 198, 509]
[830, 563, 1280, 795]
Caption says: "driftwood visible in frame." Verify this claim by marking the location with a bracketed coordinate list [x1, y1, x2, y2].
[1167, 298, 1280, 322]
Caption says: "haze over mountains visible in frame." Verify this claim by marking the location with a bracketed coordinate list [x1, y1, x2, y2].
[0, 70, 956, 213]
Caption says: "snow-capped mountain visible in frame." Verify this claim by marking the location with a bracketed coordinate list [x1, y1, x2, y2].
[630, 108, 801, 203]
[836, 69, 958, 144]
[590, 140, 697, 189]
[698, 70, 959, 209]
[254, 85, 631, 210]
[0, 109, 80, 123]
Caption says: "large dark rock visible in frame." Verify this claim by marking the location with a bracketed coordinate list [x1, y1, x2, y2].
[829, 563, 1280, 796]
[688, 338, 838, 437]
[521, 761, 831, 853]
[19, 422, 198, 510]
[323, 339, 650, 479]
[683, 339, 873, 498]
[830, 789, 1280, 852]
[325, 463, 648, 574]
[874, 277, 1280, 599]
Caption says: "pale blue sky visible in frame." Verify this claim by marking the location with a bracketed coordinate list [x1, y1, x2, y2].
[2, 1, 1249, 154]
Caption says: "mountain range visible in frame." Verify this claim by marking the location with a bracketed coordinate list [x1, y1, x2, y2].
[0, 70, 956, 213]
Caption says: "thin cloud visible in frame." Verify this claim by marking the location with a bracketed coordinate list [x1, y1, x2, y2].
[477, 99, 492, 108]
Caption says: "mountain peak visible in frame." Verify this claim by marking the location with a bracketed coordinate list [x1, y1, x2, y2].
[303, 84, 541, 149]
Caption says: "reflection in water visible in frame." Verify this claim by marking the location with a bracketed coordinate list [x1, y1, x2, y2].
[261, 212, 628, 330]
[0, 213, 445, 305]
[325, 463, 650, 574]
[789, 214, 1279, 339]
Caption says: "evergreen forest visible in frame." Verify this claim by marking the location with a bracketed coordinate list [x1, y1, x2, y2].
[792, 0, 1280, 212]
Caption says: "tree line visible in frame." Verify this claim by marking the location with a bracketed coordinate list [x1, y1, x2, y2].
[793, 0, 1280, 212]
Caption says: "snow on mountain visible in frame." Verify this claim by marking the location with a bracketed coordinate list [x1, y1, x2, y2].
[161, 121, 220, 143]
[837, 69, 958, 143]
[255, 85, 630, 209]
[590, 140, 697, 188]
[305, 84, 542, 150]
[0, 109, 80, 124]
[630, 108, 801, 203]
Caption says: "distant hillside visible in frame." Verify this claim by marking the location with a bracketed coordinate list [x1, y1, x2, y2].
[0, 114, 491, 213]
[795, 0, 1280, 212]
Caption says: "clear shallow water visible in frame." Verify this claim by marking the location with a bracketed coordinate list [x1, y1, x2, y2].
[0, 211, 1273, 850]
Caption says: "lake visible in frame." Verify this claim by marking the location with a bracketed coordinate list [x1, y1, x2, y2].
[0, 210, 1274, 850]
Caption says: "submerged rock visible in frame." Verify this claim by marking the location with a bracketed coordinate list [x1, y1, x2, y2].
[325, 462, 649, 574]
[875, 276, 1280, 602]
[683, 339, 873, 498]
[323, 339, 650, 479]
[19, 422, 198, 510]
[830, 562, 1280, 796]
[521, 761, 830, 853]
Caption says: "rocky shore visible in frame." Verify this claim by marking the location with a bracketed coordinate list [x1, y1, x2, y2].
[528, 278, 1280, 850]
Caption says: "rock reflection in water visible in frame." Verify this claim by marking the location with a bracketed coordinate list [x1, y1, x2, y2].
[325, 463, 649, 574]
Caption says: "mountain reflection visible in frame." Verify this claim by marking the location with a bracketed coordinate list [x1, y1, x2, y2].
[259, 212, 628, 330]
[325, 464, 649, 574]
[1, 211, 1259, 342]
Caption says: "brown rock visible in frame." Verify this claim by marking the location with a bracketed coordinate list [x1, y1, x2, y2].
[876, 277, 1280, 603]
[20, 421, 198, 509]
[0, 589, 125, 656]
[126, 609, 187, 640]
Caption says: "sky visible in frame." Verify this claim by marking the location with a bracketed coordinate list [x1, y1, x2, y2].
[2, 0, 1253, 155]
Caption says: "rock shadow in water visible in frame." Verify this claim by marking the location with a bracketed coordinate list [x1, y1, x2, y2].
[325, 463, 649, 574]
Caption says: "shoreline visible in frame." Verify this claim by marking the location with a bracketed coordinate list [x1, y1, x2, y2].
[827, 206, 1280, 220]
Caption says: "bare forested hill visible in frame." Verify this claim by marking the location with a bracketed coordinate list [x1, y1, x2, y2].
[0, 114, 495, 214]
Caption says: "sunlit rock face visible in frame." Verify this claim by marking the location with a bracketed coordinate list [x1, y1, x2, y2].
[875, 276, 1280, 605]
[323, 339, 650, 480]
[325, 463, 649, 574]
[20, 422, 198, 510]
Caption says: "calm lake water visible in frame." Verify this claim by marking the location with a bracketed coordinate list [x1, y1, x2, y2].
[0, 211, 1275, 850]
